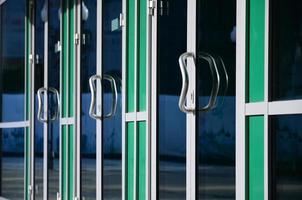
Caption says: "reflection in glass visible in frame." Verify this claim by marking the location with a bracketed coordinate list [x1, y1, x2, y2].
[157, 1, 187, 199]
[81, 0, 97, 199]
[48, 0, 61, 199]
[35, 0, 46, 199]
[196, 0, 236, 199]
[102, 0, 122, 198]
[271, 115, 302, 200]
[0, 128, 25, 200]
[270, 0, 302, 100]
[0, 0, 25, 122]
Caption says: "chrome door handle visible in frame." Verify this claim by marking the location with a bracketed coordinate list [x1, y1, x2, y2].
[89, 75, 102, 120]
[178, 52, 221, 113]
[197, 52, 220, 112]
[48, 87, 60, 121]
[103, 75, 118, 119]
[37, 87, 48, 122]
[37, 87, 60, 122]
[89, 74, 118, 120]
[178, 52, 195, 113]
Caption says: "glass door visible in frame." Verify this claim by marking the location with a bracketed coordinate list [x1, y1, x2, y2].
[34, 0, 61, 199]
[194, 0, 236, 199]
[0, 1, 27, 199]
[80, 0, 122, 199]
[176, 0, 237, 199]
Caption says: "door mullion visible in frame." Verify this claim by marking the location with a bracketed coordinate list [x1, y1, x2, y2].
[186, 0, 197, 199]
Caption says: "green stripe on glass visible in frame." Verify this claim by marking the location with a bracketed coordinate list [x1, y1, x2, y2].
[127, 122, 135, 200]
[138, 0, 147, 111]
[138, 121, 146, 200]
[249, 116, 264, 200]
[127, 0, 136, 112]
[249, 0, 265, 102]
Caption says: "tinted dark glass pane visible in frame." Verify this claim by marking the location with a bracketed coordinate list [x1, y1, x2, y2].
[0, 128, 25, 200]
[34, 0, 46, 199]
[196, 0, 236, 199]
[270, 115, 302, 200]
[48, 1, 61, 198]
[102, 0, 122, 198]
[157, 1, 187, 199]
[81, 0, 97, 199]
[270, 0, 302, 100]
[0, 0, 25, 122]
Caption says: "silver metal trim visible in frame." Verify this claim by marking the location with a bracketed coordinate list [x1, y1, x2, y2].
[121, 0, 126, 198]
[150, 1, 157, 199]
[0, 121, 30, 128]
[60, 117, 75, 125]
[0, 0, 6, 6]
[96, 0, 103, 199]
[236, 0, 247, 199]
[186, 0, 196, 199]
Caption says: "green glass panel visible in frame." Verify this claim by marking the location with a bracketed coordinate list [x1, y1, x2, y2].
[126, 0, 135, 112]
[138, 121, 146, 200]
[249, 116, 264, 200]
[68, 0, 75, 117]
[127, 122, 135, 200]
[68, 125, 74, 200]
[62, 0, 68, 118]
[249, 0, 265, 102]
[138, 0, 147, 111]
[61, 125, 68, 199]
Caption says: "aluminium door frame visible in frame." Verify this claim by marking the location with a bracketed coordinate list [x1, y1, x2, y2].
[149, 0, 248, 199]
[96, 0, 103, 199]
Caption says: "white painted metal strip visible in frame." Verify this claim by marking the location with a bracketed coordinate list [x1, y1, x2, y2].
[60, 117, 75, 125]
[268, 100, 302, 115]
[0, 121, 30, 128]
[245, 102, 267, 116]
[137, 112, 148, 121]
[125, 113, 136, 122]
[236, 0, 247, 199]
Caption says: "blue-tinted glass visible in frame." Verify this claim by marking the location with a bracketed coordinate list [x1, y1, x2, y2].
[0, 0, 25, 122]
[81, 1, 97, 199]
[196, 0, 236, 199]
[270, 0, 302, 100]
[34, 1, 46, 199]
[102, 0, 122, 198]
[0, 128, 25, 200]
[271, 115, 302, 199]
[157, 1, 187, 199]
[48, 1, 61, 199]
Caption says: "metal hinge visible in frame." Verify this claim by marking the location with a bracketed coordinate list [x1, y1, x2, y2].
[57, 192, 61, 200]
[75, 33, 80, 45]
[119, 13, 125, 27]
[55, 41, 61, 53]
[29, 54, 34, 64]
[148, 0, 156, 16]
[28, 185, 33, 195]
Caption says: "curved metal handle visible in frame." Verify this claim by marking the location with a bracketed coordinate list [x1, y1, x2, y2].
[89, 75, 102, 120]
[178, 52, 221, 113]
[89, 74, 118, 120]
[37, 87, 48, 122]
[103, 75, 118, 119]
[197, 52, 220, 112]
[48, 87, 60, 121]
[178, 52, 195, 113]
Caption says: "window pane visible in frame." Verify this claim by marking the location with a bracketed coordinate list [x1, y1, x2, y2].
[270, 0, 302, 100]
[0, 0, 25, 122]
[0, 128, 25, 200]
[270, 115, 302, 199]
